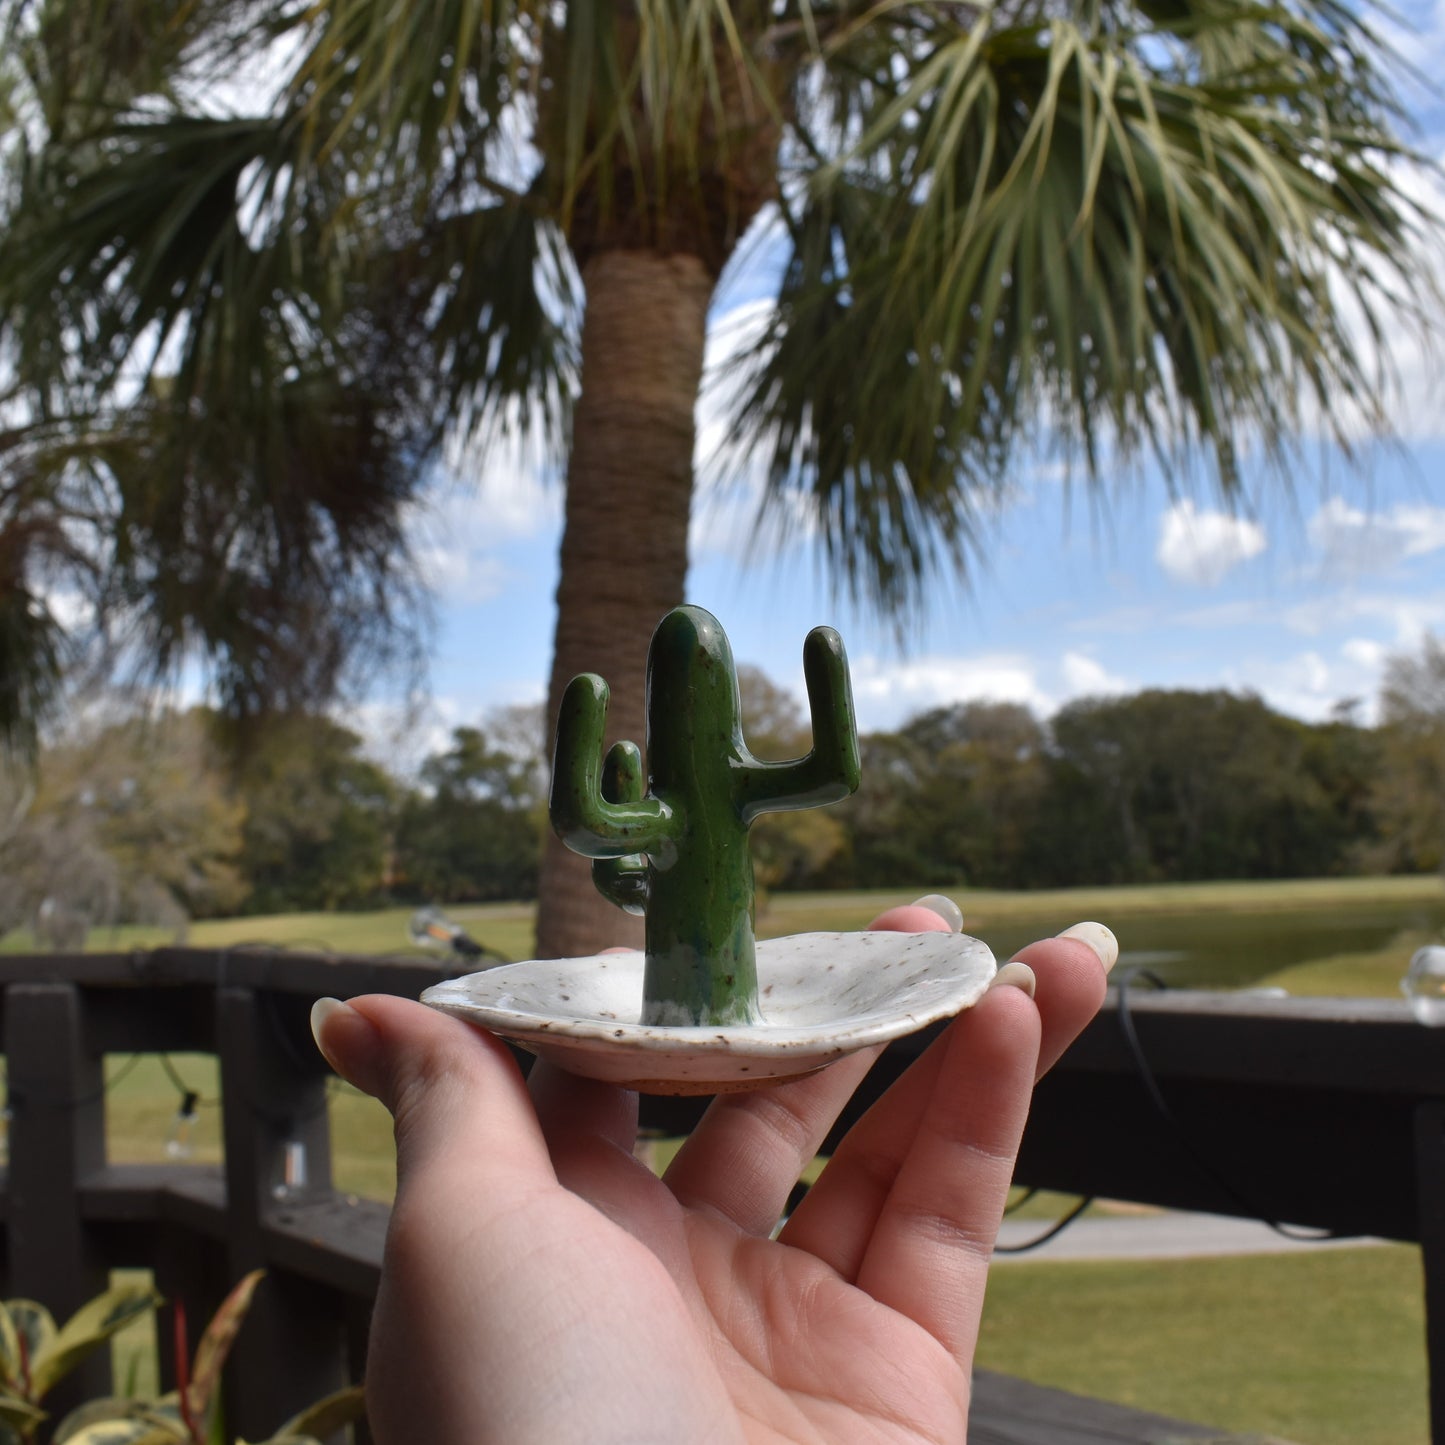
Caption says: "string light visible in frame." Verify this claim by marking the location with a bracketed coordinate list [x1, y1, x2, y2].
[165, 1090, 200, 1159]
[1403, 945, 1445, 1026]
[272, 1140, 308, 1200]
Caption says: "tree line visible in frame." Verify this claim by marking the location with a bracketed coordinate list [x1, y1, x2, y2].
[3, 635, 1442, 943]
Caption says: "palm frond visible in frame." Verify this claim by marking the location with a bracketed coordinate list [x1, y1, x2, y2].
[729, 0, 1438, 617]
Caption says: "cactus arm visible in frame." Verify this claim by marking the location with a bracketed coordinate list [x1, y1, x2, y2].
[736, 626, 861, 823]
[593, 741, 651, 915]
[550, 674, 675, 858]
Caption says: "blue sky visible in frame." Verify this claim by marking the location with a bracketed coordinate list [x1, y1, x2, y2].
[372, 6, 1445, 765]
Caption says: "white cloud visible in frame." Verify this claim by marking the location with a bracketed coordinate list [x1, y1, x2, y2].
[1155, 500, 1268, 586]
[1225, 645, 1392, 724]
[1282, 589, 1445, 644]
[1308, 497, 1445, 577]
[1342, 637, 1387, 671]
[349, 695, 460, 780]
[848, 652, 1051, 730]
[691, 300, 807, 562]
[1061, 651, 1130, 697]
[405, 457, 559, 606]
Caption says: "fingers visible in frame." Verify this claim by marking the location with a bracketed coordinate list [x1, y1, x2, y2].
[529, 1058, 641, 1159]
[310, 994, 555, 1195]
[662, 1046, 882, 1233]
[661, 895, 959, 1232]
[852, 983, 1041, 1364]
[1014, 923, 1115, 1077]
[865, 898, 959, 935]
[779, 926, 1114, 1279]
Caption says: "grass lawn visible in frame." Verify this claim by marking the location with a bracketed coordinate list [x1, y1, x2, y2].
[1260, 944, 1425, 998]
[764, 873, 1445, 931]
[979, 1246, 1429, 1445]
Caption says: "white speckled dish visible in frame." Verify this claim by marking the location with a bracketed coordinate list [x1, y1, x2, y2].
[421, 930, 996, 1094]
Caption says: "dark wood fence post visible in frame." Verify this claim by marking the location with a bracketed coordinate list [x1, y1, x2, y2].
[1416, 1099, 1445, 1445]
[216, 984, 346, 1440]
[4, 982, 111, 1410]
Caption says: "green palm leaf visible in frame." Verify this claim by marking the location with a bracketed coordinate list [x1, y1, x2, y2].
[726, 0, 1435, 615]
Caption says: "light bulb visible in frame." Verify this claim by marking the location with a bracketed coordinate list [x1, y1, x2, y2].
[272, 1140, 308, 1200]
[1402, 946, 1445, 1026]
[165, 1091, 200, 1159]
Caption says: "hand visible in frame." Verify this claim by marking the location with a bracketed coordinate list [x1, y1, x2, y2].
[311, 904, 1115, 1444]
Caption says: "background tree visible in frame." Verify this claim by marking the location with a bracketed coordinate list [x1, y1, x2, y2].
[0, 707, 246, 944]
[394, 713, 548, 903]
[0, 0, 1436, 956]
[1045, 689, 1355, 884]
[736, 666, 850, 895]
[897, 702, 1050, 889]
[231, 714, 397, 913]
[1365, 633, 1445, 874]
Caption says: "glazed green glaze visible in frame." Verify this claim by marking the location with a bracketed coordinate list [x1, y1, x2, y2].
[550, 606, 861, 1026]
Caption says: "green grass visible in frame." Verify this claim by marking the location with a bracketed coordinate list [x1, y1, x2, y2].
[979, 1246, 1428, 1445]
[762, 874, 1445, 933]
[1259, 942, 1427, 999]
[0, 901, 540, 962]
[18, 872, 1437, 962]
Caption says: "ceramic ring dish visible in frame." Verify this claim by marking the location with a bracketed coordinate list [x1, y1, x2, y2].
[423, 606, 997, 1095]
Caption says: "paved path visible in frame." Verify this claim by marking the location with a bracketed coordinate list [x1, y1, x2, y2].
[994, 1208, 1389, 1262]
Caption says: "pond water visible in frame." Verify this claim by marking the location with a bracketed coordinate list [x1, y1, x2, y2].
[971, 896, 1445, 990]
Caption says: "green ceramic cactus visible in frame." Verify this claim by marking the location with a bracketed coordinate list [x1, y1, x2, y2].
[550, 606, 861, 1026]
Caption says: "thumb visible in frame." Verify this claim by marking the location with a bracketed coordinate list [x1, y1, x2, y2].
[310, 993, 555, 1188]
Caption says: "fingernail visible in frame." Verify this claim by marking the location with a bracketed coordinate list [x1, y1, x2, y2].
[988, 961, 1037, 998]
[1057, 922, 1118, 975]
[310, 996, 355, 1070]
[912, 894, 963, 932]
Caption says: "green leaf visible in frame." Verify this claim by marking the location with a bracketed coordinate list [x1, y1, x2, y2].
[53, 1399, 183, 1444]
[185, 1273, 264, 1425]
[2, 1303, 56, 1397]
[55, 1423, 184, 1445]
[32, 1284, 163, 1400]
[0, 1312, 21, 1394]
[0, 1396, 45, 1434]
[272, 1384, 365, 1442]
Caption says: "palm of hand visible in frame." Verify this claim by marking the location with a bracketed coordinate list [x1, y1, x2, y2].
[536, 1113, 972, 1443]
[324, 926, 1106, 1445]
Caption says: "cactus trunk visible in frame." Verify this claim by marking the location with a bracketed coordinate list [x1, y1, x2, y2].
[550, 606, 861, 1028]
[641, 846, 760, 1026]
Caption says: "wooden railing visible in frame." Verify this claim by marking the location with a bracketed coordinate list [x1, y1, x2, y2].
[4, 951, 1445, 1441]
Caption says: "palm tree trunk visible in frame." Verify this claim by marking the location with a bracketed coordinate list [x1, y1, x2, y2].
[534, 249, 715, 960]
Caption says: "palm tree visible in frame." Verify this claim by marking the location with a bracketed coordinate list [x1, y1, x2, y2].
[0, 0, 1435, 957]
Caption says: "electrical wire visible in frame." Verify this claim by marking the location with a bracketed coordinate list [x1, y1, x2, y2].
[1115, 967, 1341, 1243]
[1, 1051, 146, 1113]
[994, 1194, 1097, 1254]
[158, 1053, 219, 1107]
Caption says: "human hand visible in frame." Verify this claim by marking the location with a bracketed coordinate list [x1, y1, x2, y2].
[311, 904, 1115, 1444]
